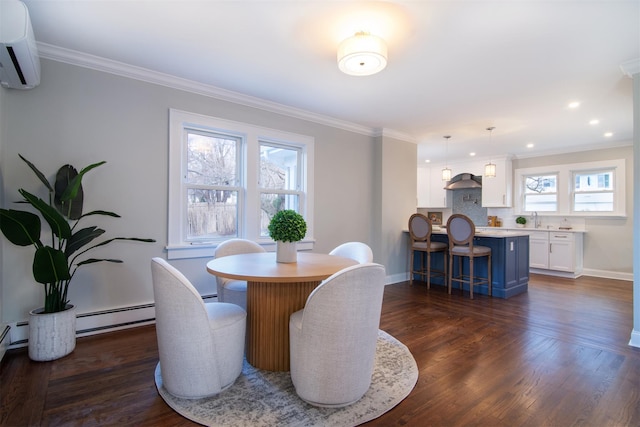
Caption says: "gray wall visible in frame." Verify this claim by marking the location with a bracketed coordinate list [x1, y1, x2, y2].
[0, 85, 5, 327]
[1, 59, 411, 325]
[513, 145, 634, 275]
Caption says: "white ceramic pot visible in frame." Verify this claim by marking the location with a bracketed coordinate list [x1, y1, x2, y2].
[276, 241, 297, 263]
[28, 304, 77, 362]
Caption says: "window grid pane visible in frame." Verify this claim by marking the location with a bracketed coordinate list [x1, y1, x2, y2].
[524, 174, 558, 212]
[573, 170, 614, 211]
[185, 129, 241, 240]
[259, 193, 300, 237]
[187, 131, 239, 186]
[259, 142, 301, 191]
[187, 189, 238, 240]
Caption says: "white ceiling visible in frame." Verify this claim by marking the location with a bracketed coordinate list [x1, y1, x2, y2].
[22, 0, 640, 165]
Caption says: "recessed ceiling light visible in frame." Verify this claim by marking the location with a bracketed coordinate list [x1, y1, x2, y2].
[469, 152, 476, 156]
[589, 119, 599, 125]
[604, 132, 613, 137]
[526, 143, 534, 148]
[568, 101, 580, 109]
[425, 159, 431, 163]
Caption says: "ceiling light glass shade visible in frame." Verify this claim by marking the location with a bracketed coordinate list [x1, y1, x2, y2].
[442, 167, 452, 181]
[484, 162, 496, 178]
[337, 32, 387, 76]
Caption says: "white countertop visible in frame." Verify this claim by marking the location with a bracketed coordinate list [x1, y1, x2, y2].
[478, 226, 587, 234]
[405, 226, 587, 239]
[432, 228, 530, 238]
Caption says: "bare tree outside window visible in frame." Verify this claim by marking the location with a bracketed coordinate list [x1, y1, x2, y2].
[259, 143, 302, 235]
[524, 174, 557, 212]
[186, 131, 240, 239]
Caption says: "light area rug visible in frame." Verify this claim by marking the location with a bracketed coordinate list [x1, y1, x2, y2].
[155, 330, 418, 427]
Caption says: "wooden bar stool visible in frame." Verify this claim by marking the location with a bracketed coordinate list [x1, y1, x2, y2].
[446, 214, 491, 299]
[408, 213, 447, 289]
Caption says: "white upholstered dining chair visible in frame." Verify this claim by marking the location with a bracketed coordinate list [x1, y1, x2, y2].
[328, 241, 374, 264]
[289, 263, 386, 407]
[213, 238, 266, 310]
[151, 257, 246, 399]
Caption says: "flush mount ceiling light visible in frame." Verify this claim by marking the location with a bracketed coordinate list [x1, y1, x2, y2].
[484, 127, 496, 178]
[337, 31, 388, 76]
[442, 135, 452, 181]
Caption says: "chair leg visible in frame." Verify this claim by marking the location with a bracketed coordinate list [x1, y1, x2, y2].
[409, 246, 414, 284]
[448, 253, 452, 294]
[458, 257, 463, 295]
[426, 251, 431, 289]
[488, 254, 492, 296]
[469, 256, 474, 300]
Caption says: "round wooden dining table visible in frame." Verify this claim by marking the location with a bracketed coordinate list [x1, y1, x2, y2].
[206, 252, 357, 371]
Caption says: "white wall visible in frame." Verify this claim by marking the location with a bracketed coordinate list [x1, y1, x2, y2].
[1, 58, 399, 329]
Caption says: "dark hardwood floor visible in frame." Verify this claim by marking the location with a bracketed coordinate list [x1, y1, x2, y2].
[2, 273, 639, 426]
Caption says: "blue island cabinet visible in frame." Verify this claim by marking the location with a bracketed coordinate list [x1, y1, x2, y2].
[424, 233, 529, 299]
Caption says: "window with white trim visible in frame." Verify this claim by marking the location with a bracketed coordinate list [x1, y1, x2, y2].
[572, 169, 615, 212]
[523, 173, 558, 212]
[515, 159, 625, 217]
[167, 109, 315, 259]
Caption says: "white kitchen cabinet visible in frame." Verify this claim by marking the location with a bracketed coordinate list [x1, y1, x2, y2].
[417, 166, 448, 208]
[528, 231, 549, 269]
[428, 167, 448, 207]
[417, 167, 429, 207]
[526, 230, 584, 278]
[549, 232, 578, 272]
[482, 157, 512, 207]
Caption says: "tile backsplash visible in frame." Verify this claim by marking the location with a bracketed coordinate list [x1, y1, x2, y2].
[450, 188, 487, 226]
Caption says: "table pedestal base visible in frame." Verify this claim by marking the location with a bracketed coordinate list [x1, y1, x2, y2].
[246, 280, 320, 371]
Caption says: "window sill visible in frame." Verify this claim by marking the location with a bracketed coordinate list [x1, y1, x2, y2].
[166, 239, 316, 260]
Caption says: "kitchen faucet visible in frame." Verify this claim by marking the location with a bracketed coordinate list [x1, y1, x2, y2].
[531, 211, 541, 228]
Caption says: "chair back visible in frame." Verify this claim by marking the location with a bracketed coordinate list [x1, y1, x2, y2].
[290, 263, 385, 406]
[213, 239, 266, 288]
[329, 241, 373, 263]
[408, 213, 432, 242]
[447, 214, 476, 247]
[214, 238, 265, 258]
[151, 257, 221, 396]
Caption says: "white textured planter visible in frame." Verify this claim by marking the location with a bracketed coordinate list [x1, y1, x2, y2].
[28, 304, 77, 362]
[276, 241, 297, 263]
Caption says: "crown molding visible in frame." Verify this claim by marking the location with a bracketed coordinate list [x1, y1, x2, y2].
[36, 42, 392, 138]
[620, 58, 640, 77]
[373, 128, 417, 144]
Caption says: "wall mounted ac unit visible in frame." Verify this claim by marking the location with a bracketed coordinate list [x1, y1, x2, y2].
[0, 0, 41, 89]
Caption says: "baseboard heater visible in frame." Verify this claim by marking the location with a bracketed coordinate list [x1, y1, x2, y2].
[7, 294, 217, 349]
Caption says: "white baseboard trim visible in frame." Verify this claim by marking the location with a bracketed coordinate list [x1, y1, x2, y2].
[7, 295, 217, 350]
[629, 329, 640, 348]
[581, 269, 633, 282]
[386, 272, 410, 285]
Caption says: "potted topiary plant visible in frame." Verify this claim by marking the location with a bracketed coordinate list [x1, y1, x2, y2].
[0, 155, 155, 361]
[516, 216, 527, 228]
[267, 209, 307, 263]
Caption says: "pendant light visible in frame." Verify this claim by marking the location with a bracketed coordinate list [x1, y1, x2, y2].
[442, 135, 452, 181]
[484, 127, 496, 178]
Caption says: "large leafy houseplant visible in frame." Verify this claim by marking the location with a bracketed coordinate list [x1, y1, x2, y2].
[0, 155, 155, 313]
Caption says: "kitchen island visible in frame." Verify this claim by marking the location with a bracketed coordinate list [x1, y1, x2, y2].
[412, 228, 529, 299]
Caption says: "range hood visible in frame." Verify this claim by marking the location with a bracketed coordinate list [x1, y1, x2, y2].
[444, 173, 482, 190]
